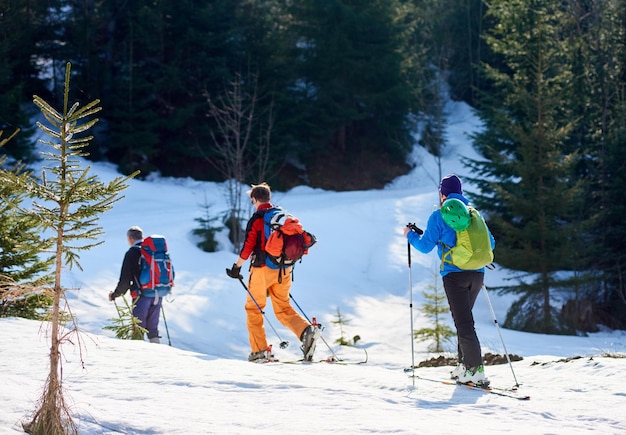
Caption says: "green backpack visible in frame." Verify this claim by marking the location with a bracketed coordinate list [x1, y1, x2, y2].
[440, 199, 494, 270]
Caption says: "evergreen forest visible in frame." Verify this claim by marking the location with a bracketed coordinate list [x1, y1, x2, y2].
[2, 0, 626, 333]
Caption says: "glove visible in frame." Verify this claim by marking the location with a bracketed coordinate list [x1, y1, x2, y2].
[108, 291, 116, 302]
[226, 264, 243, 279]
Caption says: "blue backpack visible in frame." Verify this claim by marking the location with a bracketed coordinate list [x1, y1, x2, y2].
[137, 235, 174, 299]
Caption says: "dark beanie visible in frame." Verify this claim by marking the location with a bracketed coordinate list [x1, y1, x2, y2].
[439, 174, 462, 196]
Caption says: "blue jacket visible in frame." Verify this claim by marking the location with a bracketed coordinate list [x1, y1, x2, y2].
[406, 193, 495, 276]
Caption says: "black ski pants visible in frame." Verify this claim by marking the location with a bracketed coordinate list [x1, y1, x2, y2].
[442, 271, 484, 369]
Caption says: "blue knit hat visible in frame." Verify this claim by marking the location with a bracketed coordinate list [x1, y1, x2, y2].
[439, 174, 462, 196]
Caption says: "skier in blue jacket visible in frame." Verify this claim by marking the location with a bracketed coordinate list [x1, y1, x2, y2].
[404, 174, 495, 385]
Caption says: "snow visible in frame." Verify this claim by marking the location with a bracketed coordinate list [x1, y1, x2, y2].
[2, 100, 626, 434]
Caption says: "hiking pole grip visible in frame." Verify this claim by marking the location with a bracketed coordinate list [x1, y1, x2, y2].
[406, 223, 423, 235]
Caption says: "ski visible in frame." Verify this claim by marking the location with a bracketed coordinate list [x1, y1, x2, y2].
[458, 381, 530, 400]
[279, 356, 368, 365]
[263, 348, 368, 365]
[404, 369, 530, 401]
[254, 357, 280, 364]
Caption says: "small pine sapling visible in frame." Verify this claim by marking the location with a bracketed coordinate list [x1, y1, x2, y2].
[414, 273, 455, 352]
[331, 307, 360, 346]
[103, 296, 148, 340]
[192, 194, 223, 252]
[2, 62, 138, 435]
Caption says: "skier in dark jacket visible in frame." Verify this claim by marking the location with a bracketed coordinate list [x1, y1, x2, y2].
[404, 174, 495, 385]
[109, 226, 163, 343]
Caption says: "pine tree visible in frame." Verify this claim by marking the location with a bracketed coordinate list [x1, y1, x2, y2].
[466, 0, 583, 334]
[0, 130, 54, 320]
[103, 295, 147, 340]
[331, 307, 360, 346]
[65, 0, 287, 182]
[0, 63, 138, 435]
[192, 195, 223, 253]
[288, 0, 418, 188]
[562, 0, 626, 329]
[0, 2, 46, 162]
[413, 273, 455, 352]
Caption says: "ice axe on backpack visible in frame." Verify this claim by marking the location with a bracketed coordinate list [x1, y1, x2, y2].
[230, 272, 290, 350]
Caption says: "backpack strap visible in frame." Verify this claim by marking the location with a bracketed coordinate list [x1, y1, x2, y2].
[262, 207, 286, 269]
[265, 207, 294, 283]
[276, 257, 297, 284]
[131, 245, 143, 298]
[439, 241, 453, 271]
[278, 260, 286, 284]
[246, 207, 285, 268]
[247, 209, 268, 267]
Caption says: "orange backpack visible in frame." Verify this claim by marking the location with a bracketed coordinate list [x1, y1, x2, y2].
[264, 209, 316, 282]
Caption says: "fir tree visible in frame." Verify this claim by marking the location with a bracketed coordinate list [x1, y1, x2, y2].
[0, 130, 54, 320]
[192, 195, 223, 253]
[467, 0, 583, 334]
[288, 0, 418, 188]
[414, 273, 455, 352]
[0, 2, 48, 162]
[103, 295, 147, 340]
[331, 307, 360, 346]
[0, 63, 137, 435]
[562, 0, 626, 329]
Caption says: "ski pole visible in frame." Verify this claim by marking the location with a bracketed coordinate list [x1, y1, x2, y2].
[404, 223, 423, 373]
[238, 277, 289, 349]
[161, 304, 172, 346]
[482, 284, 520, 387]
[289, 293, 340, 361]
[405, 223, 424, 372]
[407, 238, 415, 372]
[113, 299, 123, 321]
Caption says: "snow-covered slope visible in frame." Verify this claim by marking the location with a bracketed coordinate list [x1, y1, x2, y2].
[2, 100, 625, 434]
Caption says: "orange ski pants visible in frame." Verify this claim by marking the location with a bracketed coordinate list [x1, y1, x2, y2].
[245, 266, 309, 352]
